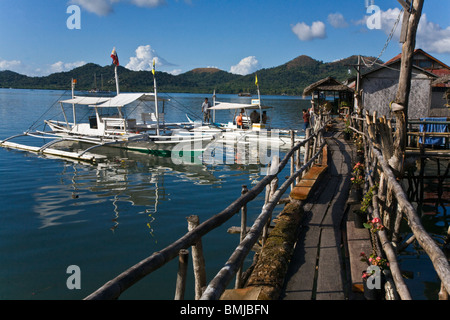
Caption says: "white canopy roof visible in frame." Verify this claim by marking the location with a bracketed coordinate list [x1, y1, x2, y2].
[97, 93, 155, 107]
[60, 93, 161, 107]
[209, 101, 270, 111]
[60, 96, 111, 105]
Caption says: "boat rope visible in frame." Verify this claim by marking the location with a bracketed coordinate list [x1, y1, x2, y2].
[27, 90, 71, 132]
[160, 92, 203, 122]
[362, 7, 404, 68]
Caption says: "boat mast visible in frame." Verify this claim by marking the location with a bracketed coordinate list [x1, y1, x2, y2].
[114, 66, 120, 95]
[71, 78, 76, 126]
[255, 74, 262, 123]
[213, 89, 216, 123]
[111, 47, 120, 95]
[152, 59, 160, 136]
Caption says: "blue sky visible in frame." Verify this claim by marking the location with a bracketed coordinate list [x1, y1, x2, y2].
[0, 0, 449, 77]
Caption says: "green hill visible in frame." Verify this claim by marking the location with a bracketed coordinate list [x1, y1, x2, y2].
[0, 55, 381, 95]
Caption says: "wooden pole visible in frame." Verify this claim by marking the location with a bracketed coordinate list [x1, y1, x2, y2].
[439, 226, 450, 300]
[302, 128, 312, 177]
[290, 130, 295, 191]
[371, 144, 450, 294]
[373, 195, 412, 300]
[174, 249, 189, 300]
[187, 215, 206, 300]
[391, 0, 424, 173]
[235, 185, 248, 289]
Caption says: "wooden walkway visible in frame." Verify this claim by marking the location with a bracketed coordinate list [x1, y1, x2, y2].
[280, 129, 355, 300]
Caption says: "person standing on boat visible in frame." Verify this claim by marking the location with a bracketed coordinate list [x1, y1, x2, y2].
[250, 110, 260, 124]
[236, 109, 244, 129]
[262, 111, 269, 124]
[302, 109, 310, 131]
[202, 98, 211, 123]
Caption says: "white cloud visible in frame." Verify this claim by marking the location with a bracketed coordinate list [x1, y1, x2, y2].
[357, 7, 450, 54]
[0, 59, 86, 76]
[0, 59, 22, 71]
[167, 69, 183, 75]
[70, 0, 167, 16]
[125, 45, 175, 71]
[416, 14, 450, 54]
[131, 0, 166, 7]
[229, 56, 261, 75]
[49, 61, 86, 73]
[328, 13, 348, 29]
[70, 0, 114, 16]
[291, 21, 327, 41]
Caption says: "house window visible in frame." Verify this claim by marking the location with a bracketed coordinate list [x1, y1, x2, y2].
[416, 60, 433, 68]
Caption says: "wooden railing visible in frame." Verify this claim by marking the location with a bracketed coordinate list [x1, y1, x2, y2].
[348, 115, 450, 300]
[84, 117, 330, 300]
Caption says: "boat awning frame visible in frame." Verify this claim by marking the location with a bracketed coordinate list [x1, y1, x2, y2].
[209, 101, 271, 110]
[60, 93, 168, 108]
[59, 96, 112, 105]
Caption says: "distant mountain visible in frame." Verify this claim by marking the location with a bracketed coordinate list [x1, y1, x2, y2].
[0, 55, 382, 95]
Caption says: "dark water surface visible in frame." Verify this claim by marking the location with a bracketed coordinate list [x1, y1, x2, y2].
[0, 89, 308, 299]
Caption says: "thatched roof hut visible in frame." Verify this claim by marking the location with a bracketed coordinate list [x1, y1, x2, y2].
[302, 77, 353, 98]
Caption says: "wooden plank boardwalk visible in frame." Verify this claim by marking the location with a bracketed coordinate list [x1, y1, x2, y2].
[280, 129, 356, 300]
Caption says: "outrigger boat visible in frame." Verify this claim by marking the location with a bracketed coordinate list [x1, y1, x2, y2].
[188, 94, 304, 150]
[0, 89, 216, 161]
[0, 53, 217, 162]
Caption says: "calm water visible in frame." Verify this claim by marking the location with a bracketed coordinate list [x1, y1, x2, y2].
[0, 88, 308, 300]
[0, 89, 446, 300]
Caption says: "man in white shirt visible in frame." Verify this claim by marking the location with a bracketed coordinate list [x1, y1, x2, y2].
[202, 98, 211, 123]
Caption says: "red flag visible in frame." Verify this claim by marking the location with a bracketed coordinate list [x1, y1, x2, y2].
[110, 47, 119, 66]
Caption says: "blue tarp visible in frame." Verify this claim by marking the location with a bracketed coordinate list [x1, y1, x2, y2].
[419, 118, 448, 146]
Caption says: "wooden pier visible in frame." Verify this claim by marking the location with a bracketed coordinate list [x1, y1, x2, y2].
[281, 126, 354, 300]
[84, 113, 449, 301]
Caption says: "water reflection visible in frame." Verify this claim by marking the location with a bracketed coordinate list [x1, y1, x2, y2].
[31, 143, 275, 231]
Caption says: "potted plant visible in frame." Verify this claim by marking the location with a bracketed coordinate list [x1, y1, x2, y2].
[349, 162, 364, 204]
[360, 250, 389, 300]
[343, 117, 352, 140]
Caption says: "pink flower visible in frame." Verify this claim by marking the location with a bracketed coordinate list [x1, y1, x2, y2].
[376, 256, 381, 261]
[372, 217, 381, 224]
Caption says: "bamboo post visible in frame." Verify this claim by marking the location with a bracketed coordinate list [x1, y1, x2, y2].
[290, 130, 295, 191]
[370, 144, 450, 294]
[302, 128, 312, 177]
[263, 174, 278, 246]
[296, 146, 301, 184]
[312, 130, 318, 163]
[240, 185, 248, 243]
[174, 249, 189, 300]
[373, 195, 412, 300]
[439, 226, 450, 300]
[235, 185, 248, 289]
[186, 215, 206, 300]
[391, 0, 424, 173]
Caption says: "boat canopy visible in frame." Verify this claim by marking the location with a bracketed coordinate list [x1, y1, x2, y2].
[210, 102, 271, 110]
[60, 96, 111, 105]
[97, 93, 156, 107]
[60, 93, 165, 108]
